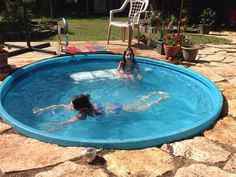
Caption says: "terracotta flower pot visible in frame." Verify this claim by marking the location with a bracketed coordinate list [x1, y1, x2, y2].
[163, 44, 180, 59]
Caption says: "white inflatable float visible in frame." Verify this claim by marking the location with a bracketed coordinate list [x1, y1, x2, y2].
[70, 69, 118, 82]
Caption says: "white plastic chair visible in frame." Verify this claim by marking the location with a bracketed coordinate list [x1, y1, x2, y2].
[107, 0, 149, 46]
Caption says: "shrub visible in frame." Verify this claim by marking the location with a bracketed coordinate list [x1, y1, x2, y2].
[200, 8, 216, 25]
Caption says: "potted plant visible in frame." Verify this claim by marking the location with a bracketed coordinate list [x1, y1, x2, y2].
[147, 14, 160, 33]
[199, 8, 216, 34]
[148, 15, 158, 26]
[135, 32, 148, 44]
[181, 37, 200, 62]
[0, 35, 10, 71]
[162, 33, 183, 59]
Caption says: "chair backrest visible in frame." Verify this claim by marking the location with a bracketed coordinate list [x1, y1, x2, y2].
[129, 0, 149, 24]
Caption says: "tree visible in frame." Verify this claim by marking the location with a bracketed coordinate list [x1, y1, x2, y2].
[2, 0, 35, 22]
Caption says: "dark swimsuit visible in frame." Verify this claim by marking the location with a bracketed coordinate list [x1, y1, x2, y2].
[80, 103, 122, 118]
[121, 61, 136, 74]
[96, 103, 122, 114]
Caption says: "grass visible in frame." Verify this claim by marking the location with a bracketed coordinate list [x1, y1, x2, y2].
[186, 33, 231, 45]
[45, 17, 232, 45]
[47, 17, 127, 41]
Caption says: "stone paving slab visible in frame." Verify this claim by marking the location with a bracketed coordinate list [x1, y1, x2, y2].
[199, 47, 220, 55]
[224, 153, 236, 173]
[204, 53, 227, 62]
[0, 122, 11, 133]
[170, 137, 231, 164]
[175, 163, 236, 177]
[223, 55, 236, 63]
[216, 82, 236, 100]
[104, 148, 175, 177]
[188, 66, 226, 82]
[213, 65, 236, 78]
[228, 99, 236, 117]
[228, 78, 236, 88]
[204, 116, 236, 148]
[201, 61, 229, 68]
[35, 161, 109, 177]
[0, 134, 83, 174]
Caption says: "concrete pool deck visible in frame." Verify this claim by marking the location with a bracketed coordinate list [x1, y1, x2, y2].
[0, 34, 236, 176]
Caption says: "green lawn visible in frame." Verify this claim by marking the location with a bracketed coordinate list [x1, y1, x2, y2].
[186, 33, 231, 45]
[46, 17, 232, 45]
[48, 17, 127, 41]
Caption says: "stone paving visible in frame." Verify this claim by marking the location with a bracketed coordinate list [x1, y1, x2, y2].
[0, 32, 236, 177]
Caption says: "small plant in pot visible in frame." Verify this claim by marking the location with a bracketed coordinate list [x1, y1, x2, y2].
[199, 8, 216, 34]
[162, 33, 183, 59]
[0, 34, 10, 72]
[135, 32, 148, 44]
[148, 15, 158, 27]
[181, 37, 200, 62]
[147, 13, 161, 33]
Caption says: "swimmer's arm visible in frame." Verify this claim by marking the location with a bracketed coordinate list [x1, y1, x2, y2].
[45, 114, 85, 132]
[57, 114, 85, 126]
[117, 62, 124, 74]
[33, 104, 68, 114]
[135, 63, 142, 80]
[117, 62, 132, 79]
[117, 62, 129, 78]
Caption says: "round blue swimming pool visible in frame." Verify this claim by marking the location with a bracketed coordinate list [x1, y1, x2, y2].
[0, 54, 222, 149]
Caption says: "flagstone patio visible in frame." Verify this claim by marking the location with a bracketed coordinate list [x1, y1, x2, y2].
[0, 33, 236, 177]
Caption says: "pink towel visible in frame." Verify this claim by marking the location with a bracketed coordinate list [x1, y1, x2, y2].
[65, 45, 107, 54]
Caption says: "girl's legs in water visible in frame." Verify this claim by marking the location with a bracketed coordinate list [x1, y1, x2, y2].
[133, 95, 170, 111]
[136, 91, 167, 102]
[123, 91, 170, 112]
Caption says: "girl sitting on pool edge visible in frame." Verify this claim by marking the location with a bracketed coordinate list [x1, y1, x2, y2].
[117, 48, 142, 80]
[33, 91, 170, 130]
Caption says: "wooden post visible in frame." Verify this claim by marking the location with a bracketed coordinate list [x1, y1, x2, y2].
[128, 24, 132, 48]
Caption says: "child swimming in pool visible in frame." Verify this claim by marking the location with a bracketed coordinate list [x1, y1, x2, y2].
[33, 91, 170, 128]
[117, 48, 142, 80]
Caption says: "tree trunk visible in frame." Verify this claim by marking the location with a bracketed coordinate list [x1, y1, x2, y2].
[85, 0, 89, 16]
[49, 0, 53, 20]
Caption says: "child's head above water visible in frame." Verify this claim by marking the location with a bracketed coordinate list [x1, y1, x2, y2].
[70, 94, 92, 111]
[123, 48, 135, 62]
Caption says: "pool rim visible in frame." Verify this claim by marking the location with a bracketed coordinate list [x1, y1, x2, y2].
[0, 54, 223, 149]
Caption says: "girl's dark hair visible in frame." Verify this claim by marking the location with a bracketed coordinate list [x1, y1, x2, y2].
[122, 48, 136, 68]
[71, 94, 93, 111]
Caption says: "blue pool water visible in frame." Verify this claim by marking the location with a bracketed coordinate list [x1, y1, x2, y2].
[0, 54, 222, 149]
